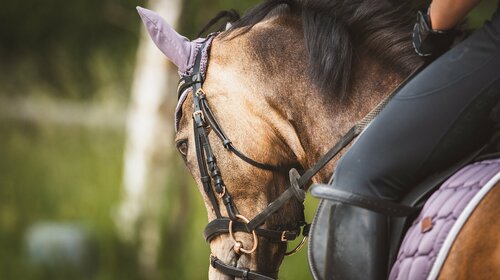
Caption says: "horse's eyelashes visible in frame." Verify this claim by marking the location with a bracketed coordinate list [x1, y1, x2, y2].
[176, 140, 189, 157]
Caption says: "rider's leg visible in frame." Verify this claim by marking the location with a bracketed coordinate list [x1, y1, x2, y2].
[317, 6, 500, 280]
[334, 6, 500, 201]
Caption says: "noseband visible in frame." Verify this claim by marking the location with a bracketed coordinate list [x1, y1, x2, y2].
[177, 34, 424, 279]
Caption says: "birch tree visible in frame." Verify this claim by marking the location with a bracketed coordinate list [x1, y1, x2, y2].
[115, 0, 183, 278]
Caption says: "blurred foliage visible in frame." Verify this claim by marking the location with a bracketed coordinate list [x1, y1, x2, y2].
[0, 119, 135, 279]
[0, 0, 498, 279]
[0, 0, 145, 101]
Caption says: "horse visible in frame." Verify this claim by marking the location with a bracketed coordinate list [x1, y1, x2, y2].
[137, 0, 500, 279]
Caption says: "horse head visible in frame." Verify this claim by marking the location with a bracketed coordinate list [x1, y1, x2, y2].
[137, 2, 420, 278]
[138, 7, 310, 279]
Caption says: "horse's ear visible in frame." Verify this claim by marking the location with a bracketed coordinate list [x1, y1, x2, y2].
[136, 6, 197, 73]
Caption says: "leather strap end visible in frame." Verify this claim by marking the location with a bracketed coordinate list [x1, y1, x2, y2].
[311, 185, 418, 217]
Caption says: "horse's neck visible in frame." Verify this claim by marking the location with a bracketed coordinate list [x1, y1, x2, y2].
[289, 57, 408, 183]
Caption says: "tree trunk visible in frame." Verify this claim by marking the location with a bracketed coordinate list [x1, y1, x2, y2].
[115, 0, 183, 278]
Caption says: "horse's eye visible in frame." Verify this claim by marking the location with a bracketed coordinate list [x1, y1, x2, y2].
[176, 140, 189, 157]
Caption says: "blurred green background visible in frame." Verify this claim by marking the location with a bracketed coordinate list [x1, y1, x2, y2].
[0, 0, 497, 279]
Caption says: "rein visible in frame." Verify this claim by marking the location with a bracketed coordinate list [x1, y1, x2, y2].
[177, 35, 424, 279]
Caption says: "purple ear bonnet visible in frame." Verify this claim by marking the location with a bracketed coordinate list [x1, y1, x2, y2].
[136, 7, 214, 131]
[174, 38, 213, 131]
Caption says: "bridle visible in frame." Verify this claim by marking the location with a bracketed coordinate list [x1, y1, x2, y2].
[176, 35, 424, 280]
[177, 36, 309, 280]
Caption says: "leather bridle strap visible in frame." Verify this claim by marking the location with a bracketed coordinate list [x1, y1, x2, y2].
[204, 218, 301, 243]
[244, 169, 305, 232]
[191, 39, 235, 220]
[198, 92, 288, 172]
[210, 256, 277, 280]
[311, 188, 417, 216]
[193, 119, 223, 218]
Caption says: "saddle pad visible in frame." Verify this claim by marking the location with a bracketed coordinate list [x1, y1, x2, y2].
[389, 158, 500, 280]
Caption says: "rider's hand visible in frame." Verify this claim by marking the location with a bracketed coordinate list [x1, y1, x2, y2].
[412, 9, 458, 57]
[412, 0, 482, 57]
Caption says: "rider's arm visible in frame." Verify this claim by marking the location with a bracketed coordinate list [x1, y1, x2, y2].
[430, 0, 482, 30]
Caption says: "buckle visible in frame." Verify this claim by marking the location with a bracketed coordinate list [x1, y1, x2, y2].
[217, 186, 226, 198]
[192, 110, 205, 123]
[195, 87, 205, 96]
[281, 231, 289, 242]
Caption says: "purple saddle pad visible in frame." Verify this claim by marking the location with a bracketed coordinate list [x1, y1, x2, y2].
[389, 158, 500, 280]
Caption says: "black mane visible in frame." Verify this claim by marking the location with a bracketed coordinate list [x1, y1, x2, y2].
[222, 0, 430, 99]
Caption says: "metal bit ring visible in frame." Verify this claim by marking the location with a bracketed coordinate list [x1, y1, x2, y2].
[228, 214, 258, 254]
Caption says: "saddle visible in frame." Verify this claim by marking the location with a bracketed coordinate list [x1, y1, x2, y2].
[308, 108, 500, 280]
